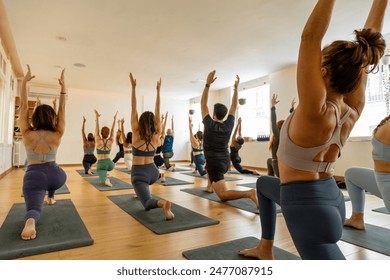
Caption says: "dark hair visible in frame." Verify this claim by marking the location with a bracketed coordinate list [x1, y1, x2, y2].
[101, 126, 110, 139]
[236, 136, 244, 145]
[139, 111, 157, 143]
[321, 28, 386, 94]
[195, 131, 203, 141]
[87, 133, 95, 142]
[213, 103, 228, 120]
[374, 115, 390, 133]
[31, 104, 57, 131]
[126, 132, 133, 144]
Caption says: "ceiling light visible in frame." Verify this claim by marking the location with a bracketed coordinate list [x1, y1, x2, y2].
[73, 63, 86, 68]
[56, 36, 67, 42]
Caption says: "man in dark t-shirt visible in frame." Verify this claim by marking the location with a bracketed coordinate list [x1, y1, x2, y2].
[200, 70, 258, 207]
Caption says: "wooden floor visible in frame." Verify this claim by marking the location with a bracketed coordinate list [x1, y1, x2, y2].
[0, 162, 389, 260]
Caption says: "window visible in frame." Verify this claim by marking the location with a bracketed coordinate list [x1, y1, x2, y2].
[237, 83, 270, 139]
[350, 68, 388, 137]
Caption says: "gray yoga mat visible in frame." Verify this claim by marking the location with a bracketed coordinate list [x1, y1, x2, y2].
[341, 224, 390, 256]
[181, 187, 262, 214]
[107, 194, 219, 234]
[182, 236, 300, 260]
[75, 169, 98, 177]
[115, 167, 131, 174]
[157, 176, 193, 186]
[84, 177, 133, 191]
[181, 171, 242, 181]
[372, 207, 390, 214]
[0, 199, 93, 260]
[227, 170, 260, 177]
[170, 167, 191, 172]
[21, 184, 70, 197]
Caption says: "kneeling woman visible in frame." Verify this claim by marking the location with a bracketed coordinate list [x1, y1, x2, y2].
[20, 66, 67, 240]
[129, 73, 174, 220]
[94, 109, 117, 187]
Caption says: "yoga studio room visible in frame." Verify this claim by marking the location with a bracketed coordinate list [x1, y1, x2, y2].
[1, 0, 390, 270]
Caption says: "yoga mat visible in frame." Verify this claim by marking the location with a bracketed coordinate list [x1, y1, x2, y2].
[181, 187, 262, 214]
[341, 224, 390, 256]
[237, 182, 256, 189]
[0, 199, 93, 260]
[372, 207, 390, 214]
[171, 167, 191, 172]
[182, 236, 300, 260]
[115, 167, 131, 174]
[181, 171, 242, 181]
[75, 169, 98, 177]
[227, 170, 260, 177]
[157, 177, 193, 186]
[107, 194, 219, 234]
[21, 184, 70, 197]
[84, 177, 133, 191]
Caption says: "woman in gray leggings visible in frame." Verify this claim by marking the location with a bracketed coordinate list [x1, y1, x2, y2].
[345, 115, 390, 230]
[239, 0, 386, 260]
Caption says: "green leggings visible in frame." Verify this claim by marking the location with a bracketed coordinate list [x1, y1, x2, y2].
[97, 158, 115, 183]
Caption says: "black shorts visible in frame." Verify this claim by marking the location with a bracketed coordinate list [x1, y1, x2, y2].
[205, 156, 230, 183]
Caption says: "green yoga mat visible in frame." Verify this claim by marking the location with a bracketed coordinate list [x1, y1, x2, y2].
[0, 199, 93, 260]
[156, 176, 193, 186]
[21, 184, 70, 197]
[181, 187, 261, 214]
[75, 169, 98, 177]
[108, 194, 219, 234]
[181, 171, 242, 181]
[372, 207, 390, 214]
[182, 236, 300, 260]
[84, 177, 133, 191]
[341, 224, 390, 256]
[115, 167, 131, 174]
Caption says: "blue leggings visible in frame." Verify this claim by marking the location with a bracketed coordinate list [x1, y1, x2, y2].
[97, 158, 115, 183]
[131, 163, 160, 210]
[257, 176, 346, 260]
[345, 167, 390, 213]
[193, 151, 206, 176]
[23, 162, 67, 222]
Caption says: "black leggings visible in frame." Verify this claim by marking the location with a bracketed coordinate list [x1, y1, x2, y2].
[231, 155, 254, 174]
[82, 154, 97, 174]
[257, 176, 346, 260]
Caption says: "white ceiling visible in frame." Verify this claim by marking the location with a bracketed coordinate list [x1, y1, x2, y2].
[3, 0, 390, 99]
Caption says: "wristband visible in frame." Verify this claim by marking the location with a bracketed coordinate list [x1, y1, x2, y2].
[205, 84, 210, 88]
[60, 92, 66, 94]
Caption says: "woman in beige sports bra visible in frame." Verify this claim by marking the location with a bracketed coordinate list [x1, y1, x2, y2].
[240, 0, 386, 260]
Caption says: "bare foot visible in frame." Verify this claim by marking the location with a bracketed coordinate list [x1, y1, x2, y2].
[47, 197, 56, 205]
[21, 218, 36, 240]
[105, 178, 112, 187]
[162, 200, 175, 220]
[160, 173, 166, 183]
[250, 189, 258, 208]
[171, 163, 176, 171]
[239, 245, 274, 260]
[253, 170, 261, 176]
[87, 168, 93, 175]
[344, 213, 365, 230]
[192, 169, 197, 174]
[204, 186, 214, 193]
